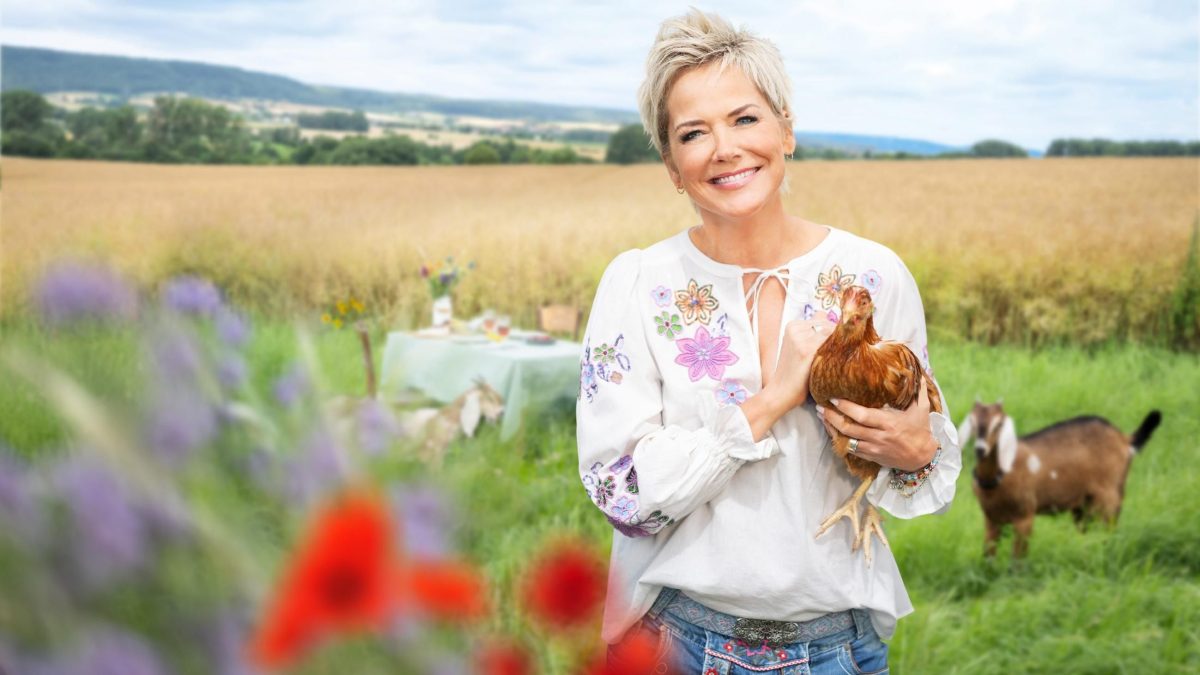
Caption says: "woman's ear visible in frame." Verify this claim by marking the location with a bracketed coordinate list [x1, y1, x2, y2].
[781, 109, 796, 156]
[663, 153, 681, 189]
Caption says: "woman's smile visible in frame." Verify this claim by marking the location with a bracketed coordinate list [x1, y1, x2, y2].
[709, 166, 760, 189]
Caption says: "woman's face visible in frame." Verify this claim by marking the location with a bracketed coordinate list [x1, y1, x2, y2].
[663, 61, 795, 221]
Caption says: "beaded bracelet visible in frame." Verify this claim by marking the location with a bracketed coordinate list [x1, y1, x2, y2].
[888, 447, 943, 497]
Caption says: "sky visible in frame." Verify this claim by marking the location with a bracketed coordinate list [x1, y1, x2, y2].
[3, 0, 1197, 150]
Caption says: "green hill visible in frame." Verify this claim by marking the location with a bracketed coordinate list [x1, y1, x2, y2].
[0, 45, 639, 124]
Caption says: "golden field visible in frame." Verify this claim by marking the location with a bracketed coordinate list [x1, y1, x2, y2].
[2, 157, 1197, 346]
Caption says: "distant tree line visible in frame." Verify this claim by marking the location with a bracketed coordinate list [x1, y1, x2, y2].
[296, 110, 368, 132]
[1046, 138, 1200, 157]
[0, 90, 596, 166]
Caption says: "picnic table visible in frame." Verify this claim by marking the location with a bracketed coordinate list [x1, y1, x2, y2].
[379, 330, 583, 439]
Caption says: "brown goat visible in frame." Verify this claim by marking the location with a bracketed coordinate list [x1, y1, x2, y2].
[958, 402, 1161, 559]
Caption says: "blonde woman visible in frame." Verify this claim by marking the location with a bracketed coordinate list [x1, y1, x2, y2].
[576, 9, 962, 673]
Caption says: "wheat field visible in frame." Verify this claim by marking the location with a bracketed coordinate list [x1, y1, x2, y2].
[3, 157, 1197, 345]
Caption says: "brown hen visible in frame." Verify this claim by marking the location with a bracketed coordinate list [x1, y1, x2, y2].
[808, 285, 944, 562]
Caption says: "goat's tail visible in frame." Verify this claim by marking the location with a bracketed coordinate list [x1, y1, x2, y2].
[1130, 410, 1162, 454]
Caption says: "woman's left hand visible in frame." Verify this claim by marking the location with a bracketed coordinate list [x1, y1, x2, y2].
[816, 379, 939, 472]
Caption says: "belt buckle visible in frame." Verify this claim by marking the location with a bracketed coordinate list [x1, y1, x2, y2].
[732, 618, 801, 647]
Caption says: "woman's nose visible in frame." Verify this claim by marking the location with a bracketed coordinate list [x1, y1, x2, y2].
[711, 128, 741, 162]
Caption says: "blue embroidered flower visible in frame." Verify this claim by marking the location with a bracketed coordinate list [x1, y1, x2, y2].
[609, 496, 637, 522]
[862, 269, 882, 294]
[651, 285, 672, 308]
[802, 303, 816, 320]
[715, 380, 749, 406]
[610, 455, 633, 473]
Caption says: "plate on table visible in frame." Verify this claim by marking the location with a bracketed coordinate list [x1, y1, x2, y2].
[524, 334, 556, 346]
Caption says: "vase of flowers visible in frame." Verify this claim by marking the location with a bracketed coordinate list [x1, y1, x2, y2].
[421, 257, 473, 328]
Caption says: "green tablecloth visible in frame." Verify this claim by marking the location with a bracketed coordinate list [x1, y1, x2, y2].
[379, 332, 583, 439]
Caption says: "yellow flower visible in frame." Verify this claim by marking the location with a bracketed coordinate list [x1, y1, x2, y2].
[321, 313, 332, 324]
[336, 300, 348, 315]
[815, 264, 856, 309]
[351, 299, 365, 313]
[333, 318, 344, 329]
[674, 278, 720, 325]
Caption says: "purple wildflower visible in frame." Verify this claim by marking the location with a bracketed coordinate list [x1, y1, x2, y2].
[272, 367, 309, 407]
[215, 308, 251, 347]
[284, 430, 345, 507]
[72, 626, 169, 675]
[674, 326, 739, 382]
[0, 452, 45, 547]
[144, 390, 218, 468]
[357, 398, 399, 455]
[204, 609, 261, 675]
[392, 485, 456, 559]
[52, 457, 149, 589]
[162, 275, 222, 316]
[34, 260, 137, 327]
[149, 325, 204, 381]
[216, 355, 248, 391]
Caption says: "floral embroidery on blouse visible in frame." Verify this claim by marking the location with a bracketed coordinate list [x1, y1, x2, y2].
[715, 379, 749, 406]
[583, 455, 674, 537]
[802, 303, 816, 320]
[674, 325, 739, 382]
[654, 311, 684, 340]
[714, 312, 730, 338]
[651, 285, 672, 308]
[579, 334, 631, 403]
[674, 278, 720, 325]
[815, 264, 855, 309]
[861, 269, 882, 294]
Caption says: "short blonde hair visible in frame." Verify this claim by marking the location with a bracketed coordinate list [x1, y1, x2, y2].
[637, 8, 794, 157]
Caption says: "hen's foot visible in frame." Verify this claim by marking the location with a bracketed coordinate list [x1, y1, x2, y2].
[815, 477, 873, 541]
[857, 503, 890, 565]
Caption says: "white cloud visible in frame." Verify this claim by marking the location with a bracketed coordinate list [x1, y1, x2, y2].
[2, 0, 1196, 148]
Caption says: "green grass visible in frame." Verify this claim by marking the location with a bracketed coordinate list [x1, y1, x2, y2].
[1, 322, 1197, 673]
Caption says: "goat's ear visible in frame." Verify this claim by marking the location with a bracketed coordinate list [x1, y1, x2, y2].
[956, 413, 976, 446]
[997, 416, 1018, 473]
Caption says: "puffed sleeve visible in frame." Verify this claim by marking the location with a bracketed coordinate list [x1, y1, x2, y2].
[862, 254, 962, 518]
[577, 250, 779, 538]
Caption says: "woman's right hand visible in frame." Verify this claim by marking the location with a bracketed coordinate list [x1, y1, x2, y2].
[741, 316, 836, 442]
[766, 317, 836, 409]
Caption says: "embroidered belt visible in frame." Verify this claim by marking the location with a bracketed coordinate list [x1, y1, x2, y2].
[653, 588, 859, 647]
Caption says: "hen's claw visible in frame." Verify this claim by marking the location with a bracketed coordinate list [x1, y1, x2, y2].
[857, 503, 890, 565]
[815, 477, 873, 542]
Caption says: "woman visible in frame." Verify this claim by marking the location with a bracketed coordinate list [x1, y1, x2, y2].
[577, 9, 961, 674]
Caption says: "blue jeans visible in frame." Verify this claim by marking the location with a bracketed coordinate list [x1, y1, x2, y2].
[609, 590, 889, 675]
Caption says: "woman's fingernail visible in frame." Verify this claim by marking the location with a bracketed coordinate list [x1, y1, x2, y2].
[815, 405, 825, 415]
[830, 399, 840, 406]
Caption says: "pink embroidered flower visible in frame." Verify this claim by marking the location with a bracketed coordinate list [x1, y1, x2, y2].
[715, 380, 748, 406]
[827, 309, 839, 324]
[674, 279, 719, 325]
[815, 264, 855, 309]
[651, 285, 672, 308]
[674, 326, 739, 382]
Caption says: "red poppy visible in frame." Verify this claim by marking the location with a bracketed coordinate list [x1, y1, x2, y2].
[405, 559, 489, 621]
[250, 491, 398, 668]
[476, 639, 535, 675]
[521, 539, 606, 628]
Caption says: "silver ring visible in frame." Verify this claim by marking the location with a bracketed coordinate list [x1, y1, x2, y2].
[849, 438, 859, 453]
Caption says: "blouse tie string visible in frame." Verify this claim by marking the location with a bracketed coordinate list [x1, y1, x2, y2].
[742, 267, 794, 343]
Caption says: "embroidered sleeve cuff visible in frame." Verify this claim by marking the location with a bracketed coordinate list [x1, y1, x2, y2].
[868, 411, 961, 518]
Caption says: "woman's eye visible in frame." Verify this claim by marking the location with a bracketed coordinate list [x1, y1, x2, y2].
[736, 115, 758, 125]
[680, 130, 701, 143]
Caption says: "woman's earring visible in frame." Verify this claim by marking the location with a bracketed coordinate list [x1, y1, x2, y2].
[785, 153, 793, 161]
[676, 186, 685, 194]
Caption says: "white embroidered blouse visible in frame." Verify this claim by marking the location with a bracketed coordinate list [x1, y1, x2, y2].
[575, 225, 962, 644]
